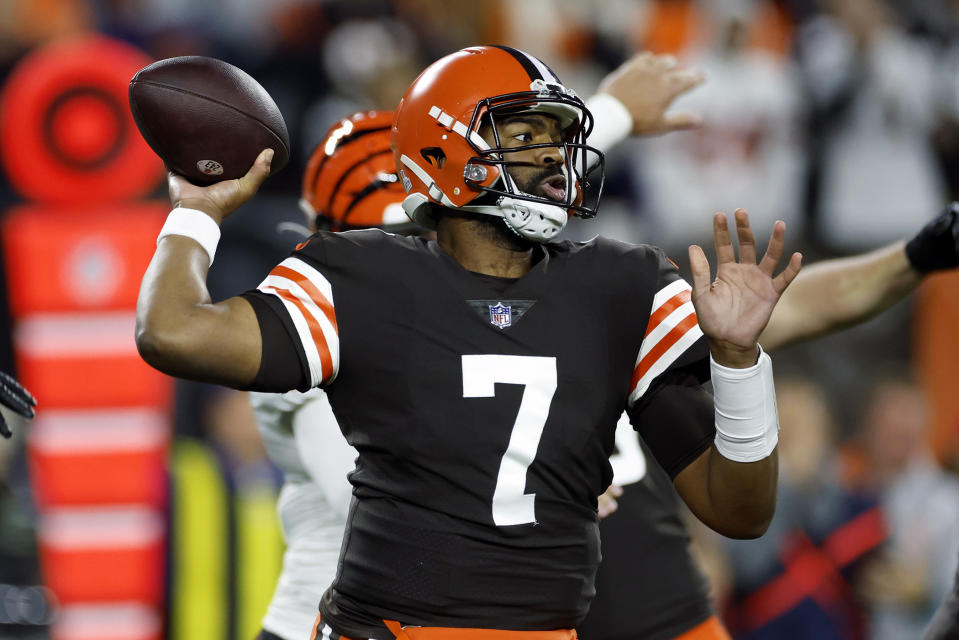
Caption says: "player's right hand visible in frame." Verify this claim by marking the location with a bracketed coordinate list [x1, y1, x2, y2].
[168, 148, 274, 225]
[0, 371, 36, 439]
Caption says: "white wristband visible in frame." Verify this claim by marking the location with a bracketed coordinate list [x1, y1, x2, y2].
[711, 346, 779, 463]
[584, 92, 633, 167]
[157, 207, 221, 266]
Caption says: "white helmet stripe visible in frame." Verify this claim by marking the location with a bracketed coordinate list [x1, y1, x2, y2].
[399, 154, 455, 207]
[429, 105, 490, 150]
[523, 51, 560, 83]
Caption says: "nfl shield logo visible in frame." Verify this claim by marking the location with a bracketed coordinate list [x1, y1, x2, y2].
[489, 302, 512, 329]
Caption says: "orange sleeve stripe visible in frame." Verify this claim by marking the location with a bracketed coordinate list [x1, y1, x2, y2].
[630, 313, 699, 391]
[273, 287, 333, 382]
[645, 289, 691, 338]
[271, 265, 338, 333]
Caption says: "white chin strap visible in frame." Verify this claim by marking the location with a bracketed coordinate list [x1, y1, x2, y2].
[400, 190, 568, 241]
[468, 168, 575, 242]
[461, 197, 568, 242]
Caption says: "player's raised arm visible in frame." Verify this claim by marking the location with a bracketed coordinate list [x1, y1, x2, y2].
[584, 52, 706, 164]
[135, 149, 273, 388]
[760, 203, 959, 350]
[673, 209, 802, 538]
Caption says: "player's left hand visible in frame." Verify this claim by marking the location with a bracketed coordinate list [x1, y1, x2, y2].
[0, 370, 36, 439]
[689, 209, 802, 368]
[597, 52, 706, 137]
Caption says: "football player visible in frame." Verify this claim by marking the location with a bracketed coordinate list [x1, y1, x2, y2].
[250, 82, 959, 640]
[137, 45, 800, 639]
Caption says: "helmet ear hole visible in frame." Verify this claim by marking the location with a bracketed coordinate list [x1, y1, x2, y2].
[421, 147, 446, 168]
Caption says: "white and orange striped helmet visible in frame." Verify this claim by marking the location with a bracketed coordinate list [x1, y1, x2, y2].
[391, 45, 604, 242]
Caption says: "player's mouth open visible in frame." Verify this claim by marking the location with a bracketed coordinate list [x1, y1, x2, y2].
[538, 175, 567, 203]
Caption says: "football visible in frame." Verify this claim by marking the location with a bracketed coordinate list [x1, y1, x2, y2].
[128, 56, 289, 185]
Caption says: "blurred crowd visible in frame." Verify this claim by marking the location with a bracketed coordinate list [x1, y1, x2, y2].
[2, 0, 959, 638]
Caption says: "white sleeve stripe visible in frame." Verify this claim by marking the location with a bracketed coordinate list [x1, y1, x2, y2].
[636, 301, 697, 365]
[651, 279, 691, 312]
[275, 257, 335, 304]
[628, 324, 704, 405]
[260, 286, 327, 387]
[255, 256, 339, 387]
[260, 274, 340, 364]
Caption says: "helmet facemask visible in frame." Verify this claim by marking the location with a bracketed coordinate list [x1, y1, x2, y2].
[458, 82, 606, 241]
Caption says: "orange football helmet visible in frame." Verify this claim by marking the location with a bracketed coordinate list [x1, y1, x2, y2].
[301, 110, 413, 232]
[392, 45, 604, 242]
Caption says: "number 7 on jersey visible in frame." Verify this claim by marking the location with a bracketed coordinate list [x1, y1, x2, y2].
[462, 355, 558, 526]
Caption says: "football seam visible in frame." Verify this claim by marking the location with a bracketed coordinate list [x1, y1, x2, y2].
[130, 79, 289, 155]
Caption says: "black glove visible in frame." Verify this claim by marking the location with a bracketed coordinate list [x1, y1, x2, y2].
[906, 202, 959, 273]
[0, 370, 36, 439]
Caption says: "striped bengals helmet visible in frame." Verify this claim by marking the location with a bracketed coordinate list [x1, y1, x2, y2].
[300, 110, 413, 232]
[391, 45, 604, 242]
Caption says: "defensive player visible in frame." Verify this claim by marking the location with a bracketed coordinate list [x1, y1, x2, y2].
[250, 110, 410, 640]
[137, 45, 800, 639]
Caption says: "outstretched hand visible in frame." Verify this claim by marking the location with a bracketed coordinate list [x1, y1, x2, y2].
[689, 209, 802, 367]
[168, 148, 274, 224]
[0, 371, 36, 439]
[597, 52, 706, 136]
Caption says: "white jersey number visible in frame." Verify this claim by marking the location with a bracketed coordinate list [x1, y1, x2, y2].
[462, 355, 558, 526]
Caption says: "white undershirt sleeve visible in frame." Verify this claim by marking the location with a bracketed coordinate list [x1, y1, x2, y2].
[292, 394, 357, 518]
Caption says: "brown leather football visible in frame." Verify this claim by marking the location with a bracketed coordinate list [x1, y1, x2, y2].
[128, 56, 289, 185]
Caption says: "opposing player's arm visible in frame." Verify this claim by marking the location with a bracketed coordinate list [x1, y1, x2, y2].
[759, 242, 915, 351]
[135, 150, 274, 388]
[582, 51, 705, 171]
[293, 395, 356, 518]
[760, 203, 959, 351]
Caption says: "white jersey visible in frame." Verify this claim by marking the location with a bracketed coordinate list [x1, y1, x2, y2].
[250, 388, 357, 640]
